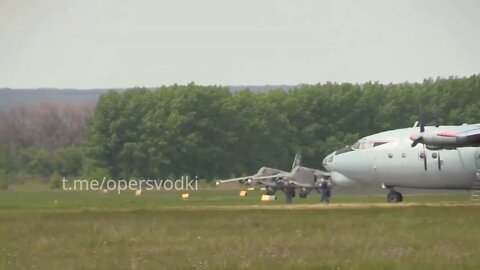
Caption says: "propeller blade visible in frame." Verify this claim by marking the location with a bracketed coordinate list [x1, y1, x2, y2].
[419, 108, 425, 133]
[437, 151, 441, 170]
[410, 134, 423, 148]
[411, 107, 426, 149]
[411, 138, 420, 147]
[434, 113, 440, 128]
[423, 145, 427, 171]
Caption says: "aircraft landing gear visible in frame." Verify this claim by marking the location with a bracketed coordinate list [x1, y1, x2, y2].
[265, 186, 276, 195]
[299, 188, 310, 198]
[386, 190, 403, 203]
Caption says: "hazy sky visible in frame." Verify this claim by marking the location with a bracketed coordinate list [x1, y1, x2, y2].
[1, 0, 479, 88]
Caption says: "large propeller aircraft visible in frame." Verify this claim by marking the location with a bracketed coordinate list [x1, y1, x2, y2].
[323, 117, 480, 203]
[216, 154, 329, 198]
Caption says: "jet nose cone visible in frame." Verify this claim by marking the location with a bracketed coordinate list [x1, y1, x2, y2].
[322, 151, 336, 171]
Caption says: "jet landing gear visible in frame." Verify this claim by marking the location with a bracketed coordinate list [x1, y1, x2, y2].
[386, 190, 403, 203]
[265, 186, 277, 195]
[299, 188, 311, 198]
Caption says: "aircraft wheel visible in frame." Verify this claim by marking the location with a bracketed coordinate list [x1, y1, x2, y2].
[299, 192, 307, 198]
[266, 187, 276, 195]
[387, 191, 402, 203]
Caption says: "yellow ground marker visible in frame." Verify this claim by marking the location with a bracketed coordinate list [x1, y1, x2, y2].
[182, 193, 190, 199]
[239, 190, 248, 197]
[261, 195, 276, 201]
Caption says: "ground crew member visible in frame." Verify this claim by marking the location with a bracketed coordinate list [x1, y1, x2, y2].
[285, 186, 295, 204]
[320, 179, 331, 203]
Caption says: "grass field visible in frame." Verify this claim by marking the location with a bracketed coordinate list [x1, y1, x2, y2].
[1, 188, 480, 269]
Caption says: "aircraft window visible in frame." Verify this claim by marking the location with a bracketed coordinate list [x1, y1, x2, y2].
[353, 141, 375, 150]
[373, 142, 388, 147]
[352, 141, 361, 149]
[352, 141, 372, 149]
[352, 140, 390, 150]
[362, 142, 374, 149]
[335, 146, 353, 155]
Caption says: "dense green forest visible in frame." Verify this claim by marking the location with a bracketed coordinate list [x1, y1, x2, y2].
[0, 75, 479, 187]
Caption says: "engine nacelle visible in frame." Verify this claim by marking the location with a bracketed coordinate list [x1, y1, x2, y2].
[330, 171, 355, 187]
[426, 145, 443, 150]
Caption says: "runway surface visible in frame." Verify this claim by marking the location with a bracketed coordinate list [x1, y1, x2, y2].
[151, 201, 480, 211]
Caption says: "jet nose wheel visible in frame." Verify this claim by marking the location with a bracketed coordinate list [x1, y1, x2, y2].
[387, 191, 403, 203]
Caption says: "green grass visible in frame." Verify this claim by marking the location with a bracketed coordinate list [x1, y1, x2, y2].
[0, 188, 472, 210]
[0, 189, 479, 269]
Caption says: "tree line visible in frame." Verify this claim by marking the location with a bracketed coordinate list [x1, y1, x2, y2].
[1, 75, 479, 187]
[86, 76, 480, 180]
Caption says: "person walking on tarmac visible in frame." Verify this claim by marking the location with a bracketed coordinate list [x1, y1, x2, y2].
[320, 179, 331, 204]
[285, 186, 296, 204]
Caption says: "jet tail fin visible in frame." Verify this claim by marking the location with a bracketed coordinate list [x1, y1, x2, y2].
[292, 153, 302, 170]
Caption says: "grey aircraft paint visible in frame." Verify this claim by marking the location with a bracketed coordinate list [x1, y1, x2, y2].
[216, 154, 329, 197]
[323, 124, 480, 201]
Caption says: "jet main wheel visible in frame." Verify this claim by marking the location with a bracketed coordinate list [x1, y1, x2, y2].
[387, 191, 403, 203]
[299, 192, 307, 198]
[265, 187, 276, 195]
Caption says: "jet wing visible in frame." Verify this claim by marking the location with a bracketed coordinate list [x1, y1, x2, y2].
[314, 170, 331, 178]
[288, 170, 330, 188]
[250, 173, 286, 181]
[288, 181, 312, 188]
[215, 176, 255, 185]
[216, 172, 288, 186]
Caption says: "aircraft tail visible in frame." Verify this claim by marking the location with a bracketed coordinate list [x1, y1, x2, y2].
[292, 153, 302, 170]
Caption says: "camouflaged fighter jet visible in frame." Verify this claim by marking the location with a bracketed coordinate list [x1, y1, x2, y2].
[216, 154, 330, 198]
[323, 118, 480, 203]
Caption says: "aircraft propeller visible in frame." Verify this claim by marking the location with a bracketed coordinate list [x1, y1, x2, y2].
[434, 113, 441, 171]
[410, 110, 442, 171]
[410, 110, 425, 148]
[422, 143, 428, 171]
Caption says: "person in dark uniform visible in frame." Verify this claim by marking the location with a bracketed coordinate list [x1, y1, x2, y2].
[320, 179, 331, 203]
[285, 186, 295, 204]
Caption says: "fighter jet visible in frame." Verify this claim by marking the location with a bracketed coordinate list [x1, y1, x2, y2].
[323, 120, 480, 203]
[216, 154, 329, 198]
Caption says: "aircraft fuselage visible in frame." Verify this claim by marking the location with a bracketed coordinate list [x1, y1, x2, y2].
[323, 125, 480, 190]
